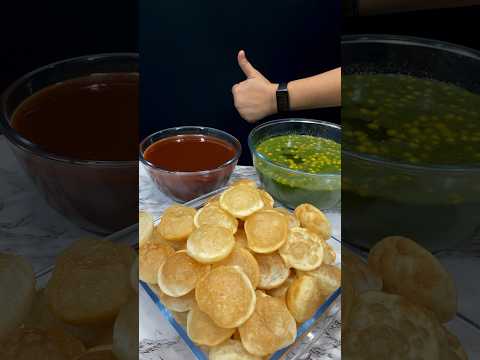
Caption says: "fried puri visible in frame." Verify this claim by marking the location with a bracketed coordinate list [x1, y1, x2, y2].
[234, 229, 249, 249]
[273, 207, 300, 229]
[151, 226, 186, 251]
[258, 189, 274, 208]
[244, 210, 288, 253]
[25, 288, 63, 330]
[0, 252, 35, 341]
[220, 185, 264, 218]
[139, 211, 154, 246]
[279, 227, 324, 271]
[322, 241, 337, 265]
[266, 275, 295, 301]
[45, 238, 131, 325]
[151, 285, 195, 313]
[342, 247, 382, 294]
[1, 327, 85, 360]
[344, 291, 445, 360]
[209, 339, 262, 360]
[297, 264, 341, 296]
[112, 298, 138, 360]
[256, 252, 290, 290]
[195, 266, 256, 328]
[368, 236, 457, 323]
[213, 245, 260, 288]
[139, 241, 175, 284]
[157, 205, 196, 241]
[116, 243, 137, 269]
[286, 275, 330, 323]
[187, 303, 235, 346]
[171, 311, 189, 328]
[187, 225, 235, 264]
[26, 289, 113, 348]
[239, 291, 296, 356]
[193, 204, 238, 234]
[294, 204, 331, 240]
[157, 250, 210, 297]
[205, 194, 221, 207]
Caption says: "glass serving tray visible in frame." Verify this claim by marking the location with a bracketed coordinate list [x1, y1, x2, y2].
[140, 187, 342, 360]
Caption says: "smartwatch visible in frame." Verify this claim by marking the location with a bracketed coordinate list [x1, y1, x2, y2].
[276, 82, 290, 114]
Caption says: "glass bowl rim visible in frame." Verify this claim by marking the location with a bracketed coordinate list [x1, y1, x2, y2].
[0, 52, 139, 168]
[139, 126, 242, 175]
[342, 34, 480, 173]
[342, 33, 480, 61]
[248, 118, 342, 177]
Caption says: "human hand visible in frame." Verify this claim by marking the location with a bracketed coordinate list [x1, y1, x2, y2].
[232, 50, 278, 123]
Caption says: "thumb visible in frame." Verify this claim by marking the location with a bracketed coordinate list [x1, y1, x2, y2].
[237, 50, 264, 79]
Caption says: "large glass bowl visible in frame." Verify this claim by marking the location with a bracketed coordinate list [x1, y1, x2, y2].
[0, 53, 139, 234]
[248, 119, 341, 210]
[139, 126, 241, 202]
[342, 34, 480, 252]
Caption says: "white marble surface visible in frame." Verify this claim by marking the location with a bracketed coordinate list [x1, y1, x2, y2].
[139, 163, 341, 360]
[0, 136, 91, 273]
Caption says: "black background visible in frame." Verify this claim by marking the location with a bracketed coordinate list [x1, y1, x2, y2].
[140, 0, 341, 164]
[344, 6, 480, 50]
[1, 3, 478, 163]
[0, 1, 138, 101]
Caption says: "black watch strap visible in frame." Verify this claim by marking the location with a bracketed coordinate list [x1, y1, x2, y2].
[276, 82, 290, 113]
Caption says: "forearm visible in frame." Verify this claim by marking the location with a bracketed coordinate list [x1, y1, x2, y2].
[358, 0, 480, 15]
[285, 67, 341, 111]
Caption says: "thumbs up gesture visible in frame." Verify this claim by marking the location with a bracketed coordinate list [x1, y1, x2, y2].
[232, 50, 278, 123]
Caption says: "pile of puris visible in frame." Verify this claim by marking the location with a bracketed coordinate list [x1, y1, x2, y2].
[0, 238, 139, 360]
[139, 179, 341, 359]
[342, 236, 467, 360]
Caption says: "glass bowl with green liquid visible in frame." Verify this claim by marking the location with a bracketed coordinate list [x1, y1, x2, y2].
[342, 35, 480, 253]
[248, 119, 341, 210]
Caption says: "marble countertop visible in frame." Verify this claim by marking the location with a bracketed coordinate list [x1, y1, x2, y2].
[139, 163, 341, 360]
[0, 136, 91, 273]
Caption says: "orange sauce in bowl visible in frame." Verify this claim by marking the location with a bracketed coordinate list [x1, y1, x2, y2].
[144, 134, 236, 172]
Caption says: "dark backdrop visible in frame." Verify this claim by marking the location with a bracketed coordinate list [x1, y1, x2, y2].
[343, 6, 480, 50]
[0, 1, 138, 98]
[140, 0, 341, 164]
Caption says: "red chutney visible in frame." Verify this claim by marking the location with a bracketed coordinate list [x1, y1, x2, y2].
[9, 73, 139, 233]
[144, 135, 236, 171]
[143, 134, 239, 201]
[11, 73, 138, 161]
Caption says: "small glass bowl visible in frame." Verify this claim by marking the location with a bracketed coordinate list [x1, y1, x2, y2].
[248, 119, 341, 210]
[139, 126, 241, 202]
